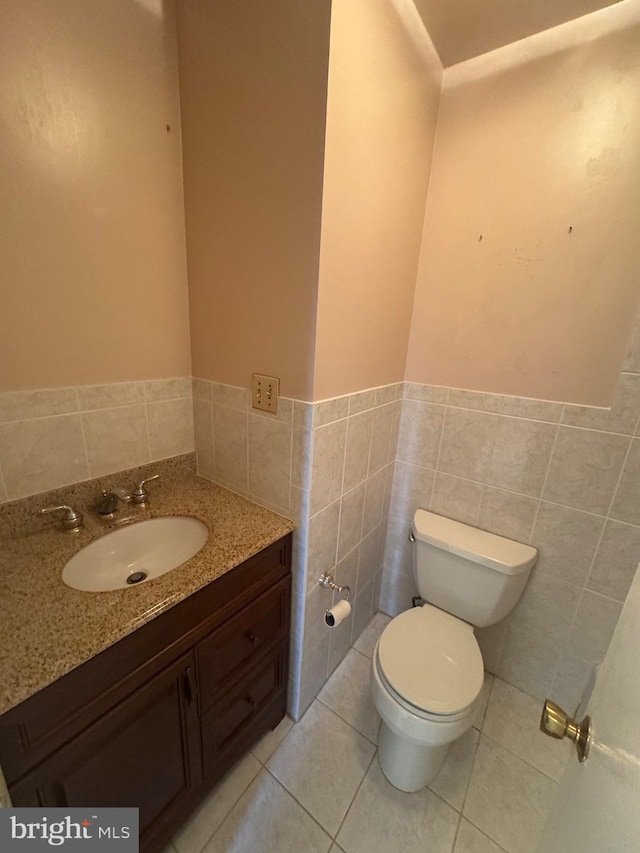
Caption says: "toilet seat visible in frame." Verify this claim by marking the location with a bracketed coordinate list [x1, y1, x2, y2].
[376, 605, 484, 717]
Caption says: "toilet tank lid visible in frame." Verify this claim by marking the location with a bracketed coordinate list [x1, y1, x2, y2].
[412, 510, 537, 575]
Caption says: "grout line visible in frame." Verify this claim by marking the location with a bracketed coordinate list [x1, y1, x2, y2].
[529, 417, 562, 539]
[332, 750, 378, 843]
[604, 433, 634, 521]
[76, 389, 91, 478]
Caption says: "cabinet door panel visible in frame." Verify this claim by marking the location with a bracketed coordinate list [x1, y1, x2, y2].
[11, 652, 201, 839]
[197, 577, 290, 712]
[201, 643, 287, 776]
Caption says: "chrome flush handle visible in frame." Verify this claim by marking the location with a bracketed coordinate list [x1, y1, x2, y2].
[540, 699, 592, 763]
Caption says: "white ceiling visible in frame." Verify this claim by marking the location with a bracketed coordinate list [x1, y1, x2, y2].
[413, 0, 625, 66]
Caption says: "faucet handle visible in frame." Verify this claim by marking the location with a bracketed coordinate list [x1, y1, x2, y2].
[40, 505, 84, 532]
[132, 474, 160, 506]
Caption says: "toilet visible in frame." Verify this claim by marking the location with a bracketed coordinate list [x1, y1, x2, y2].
[371, 509, 537, 792]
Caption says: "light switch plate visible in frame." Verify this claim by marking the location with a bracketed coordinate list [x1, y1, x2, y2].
[251, 374, 279, 414]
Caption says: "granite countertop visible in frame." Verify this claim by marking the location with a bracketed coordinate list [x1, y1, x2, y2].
[0, 474, 294, 716]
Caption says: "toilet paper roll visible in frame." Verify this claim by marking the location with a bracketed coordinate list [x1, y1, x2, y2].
[325, 599, 351, 628]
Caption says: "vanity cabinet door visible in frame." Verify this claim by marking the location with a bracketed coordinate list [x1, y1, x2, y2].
[10, 651, 201, 851]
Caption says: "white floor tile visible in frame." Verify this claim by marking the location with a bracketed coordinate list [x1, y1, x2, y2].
[318, 648, 381, 744]
[430, 727, 479, 811]
[337, 758, 459, 853]
[267, 700, 375, 836]
[482, 678, 570, 781]
[206, 770, 332, 853]
[251, 715, 294, 764]
[173, 753, 261, 853]
[463, 735, 557, 853]
[352, 612, 391, 658]
[454, 819, 505, 852]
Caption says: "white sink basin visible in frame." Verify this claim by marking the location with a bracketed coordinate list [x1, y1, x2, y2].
[62, 517, 209, 592]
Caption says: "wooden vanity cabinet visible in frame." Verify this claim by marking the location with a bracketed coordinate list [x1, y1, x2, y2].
[0, 534, 292, 853]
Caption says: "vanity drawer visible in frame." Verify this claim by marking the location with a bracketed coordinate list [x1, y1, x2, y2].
[196, 576, 290, 713]
[200, 642, 287, 773]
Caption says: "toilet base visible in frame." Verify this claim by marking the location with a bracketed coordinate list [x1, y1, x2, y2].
[377, 721, 450, 792]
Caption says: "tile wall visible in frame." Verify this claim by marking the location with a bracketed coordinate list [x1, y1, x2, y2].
[383, 360, 640, 710]
[0, 378, 195, 503]
[192, 378, 401, 719]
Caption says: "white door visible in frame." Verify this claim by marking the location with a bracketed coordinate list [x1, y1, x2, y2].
[539, 562, 640, 851]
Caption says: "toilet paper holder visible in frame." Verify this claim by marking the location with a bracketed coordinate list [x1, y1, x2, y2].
[318, 572, 350, 601]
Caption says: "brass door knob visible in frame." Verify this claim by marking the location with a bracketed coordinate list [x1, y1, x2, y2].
[540, 699, 592, 763]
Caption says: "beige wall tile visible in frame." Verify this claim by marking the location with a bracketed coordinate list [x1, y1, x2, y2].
[368, 404, 394, 475]
[82, 404, 149, 478]
[343, 410, 373, 492]
[310, 420, 347, 514]
[314, 396, 349, 427]
[403, 382, 448, 403]
[510, 569, 581, 647]
[357, 529, 379, 593]
[477, 487, 538, 541]
[438, 408, 497, 480]
[485, 417, 556, 497]
[338, 483, 366, 561]
[431, 473, 483, 526]
[396, 400, 445, 468]
[348, 389, 376, 415]
[0, 414, 88, 499]
[148, 398, 195, 460]
[77, 382, 145, 411]
[623, 307, 640, 373]
[296, 632, 330, 719]
[192, 378, 212, 401]
[447, 389, 503, 412]
[542, 426, 629, 515]
[307, 500, 341, 594]
[551, 653, 594, 716]
[292, 425, 312, 491]
[0, 387, 78, 423]
[351, 581, 375, 644]
[144, 377, 191, 402]
[568, 590, 622, 663]
[390, 461, 435, 522]
[610, 438, 640, 525]
[532, 502, 605, 587]
[587, 520, 640, 602]
[497, 625, 559, 700]
[213, 405, 248, 491]
[212, 382, 248, 411]
[561, 373, 640, 435]
[293, 400, 314, 430]
[498, 396, 563, 422]
[363, 468, 386, 535]
[193, 396, 214, 475]
[374, 385, 396, 407]
[248, 414, 292, 509]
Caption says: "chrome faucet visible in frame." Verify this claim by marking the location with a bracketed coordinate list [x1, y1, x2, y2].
[97, 487, 132, 516]
[40, 504, 84, 532]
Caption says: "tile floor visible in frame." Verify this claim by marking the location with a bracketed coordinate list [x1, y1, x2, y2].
[165, 613, 569, 853]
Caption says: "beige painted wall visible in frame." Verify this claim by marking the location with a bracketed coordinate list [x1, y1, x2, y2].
[177, 0, 331, 401]
[0, 0, 191, 391]
[406, 10, 640, 406]
[313, 0, 442, 401]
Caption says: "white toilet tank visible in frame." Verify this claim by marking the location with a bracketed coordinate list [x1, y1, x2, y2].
[412, 510, 537, 628]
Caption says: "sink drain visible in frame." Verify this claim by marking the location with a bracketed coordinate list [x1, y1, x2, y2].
[126, 571, 148, 585]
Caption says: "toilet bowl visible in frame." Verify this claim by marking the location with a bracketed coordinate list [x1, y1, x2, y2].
[371, 510, 536, 792]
